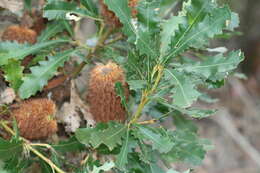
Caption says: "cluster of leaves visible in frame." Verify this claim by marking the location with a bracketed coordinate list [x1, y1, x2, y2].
[0, 0, 243, 172]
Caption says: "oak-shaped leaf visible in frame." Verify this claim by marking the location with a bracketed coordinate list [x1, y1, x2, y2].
[132, 125, 174, 153]
[75, 122, 127, 151]
[18, 49, 77, 99]
[0, 40, 69, 65]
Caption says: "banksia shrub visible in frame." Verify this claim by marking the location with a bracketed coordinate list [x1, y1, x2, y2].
[1, 25, 37, 44]
[99, 0, 138, 27]
[87, 62, 129, 122]
[11, 98, 57, 140]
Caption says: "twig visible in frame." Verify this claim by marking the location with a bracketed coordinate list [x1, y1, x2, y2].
[105, 34, 124, 45]
[70, 28, 114, 78]
[129, 65, 164, 125]
[213, 109, 260, 168]
[137, 119, 157, 125]
[0, 121, 66, 173]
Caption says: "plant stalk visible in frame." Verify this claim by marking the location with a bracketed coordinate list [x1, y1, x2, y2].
[71, 28, 114, 78]
[129, 65, 164, 125]
[0, 121, 66, 173]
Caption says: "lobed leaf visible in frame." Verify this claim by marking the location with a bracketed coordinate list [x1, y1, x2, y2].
[0, 40, 69, 65]
[160, 16, 186, 56]
[175, 50, 245, 81]
[162, 129, 207, 165]
[18, 49, 77, 99]
[2, 60, 24, 91]
[37, 21, 67, 42]
[133, 125, 174, 153]
[76, 122, 127, 151]
[162, 1, 231, 63]
[163, 69, 201, 108]
[103, 0, 134, 37]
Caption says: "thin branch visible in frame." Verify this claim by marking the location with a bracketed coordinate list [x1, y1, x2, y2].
[0, 121, 66, 173]
[70, 28, 114, 78]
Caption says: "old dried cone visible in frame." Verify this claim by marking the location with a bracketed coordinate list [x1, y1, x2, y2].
[12, 98, 58, 140]
[1, 25, 38, 66]
[87, 62, 129, 122]
[1, 25, 37, 44]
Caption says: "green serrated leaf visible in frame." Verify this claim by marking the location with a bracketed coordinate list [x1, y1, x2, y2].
[103, 0, 135, 38]
[2, 60, 24, 91]
[76, 122, 126, 151]
[18, 49, 77, 99]
[38, 21, 66, 42]
[43, 1, 97, 20]
[136, 27, 159, 59]
[127, 80, 147, 91]
[92, 161, 115, 173]
[115, 129, 129, 170]
[133, 125, 174, 153]
[52, 136, 85, 153]
[160, 16, 186, 56]
[115, 82, 128, 110]
[164, 69, 201, 108]
[158, 98, 215, 119]
[0, 138, 23, 160]
[176, 50, 244, 81]
[163, 2, 231, 63]
[162, 129, 206, 166]
[0, 40, 69, 65]
[80, 0, 98, 15]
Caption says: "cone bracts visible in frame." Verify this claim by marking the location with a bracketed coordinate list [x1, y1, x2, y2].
[1, 25, 37, 44]
[87, 62, 129, 122]
[99, 0, 138, 27]
[12, 98, 57, 140]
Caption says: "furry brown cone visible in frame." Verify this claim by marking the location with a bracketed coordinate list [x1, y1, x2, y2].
[87, 62, 129, 122]
[1, 25, 37, 44]
[99, 0, 138, 27]
[12, 99, 58, 140]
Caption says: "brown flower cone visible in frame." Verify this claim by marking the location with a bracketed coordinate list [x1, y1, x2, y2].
[1, 25, 37, 44]
[128, 0, 138, 17]
[87, 62, 129, 123]
[99, 0, 138, 27]
[11, 99, 58, 140]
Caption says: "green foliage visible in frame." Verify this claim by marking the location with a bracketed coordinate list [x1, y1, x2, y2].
[133, 125, 174, 153]
[76, 122, 127, 151]
[0, 0, 244, 172]
[43, 1, 97, 20]
[0, 40, 69, 65]
[0, 138, 23, 160]
[37, 21, 68, 42]
[2, 60, 24, 91]
[52, 136, 85, 152]
[18, 49, 78, 99]
[175, 50, 244, 81]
